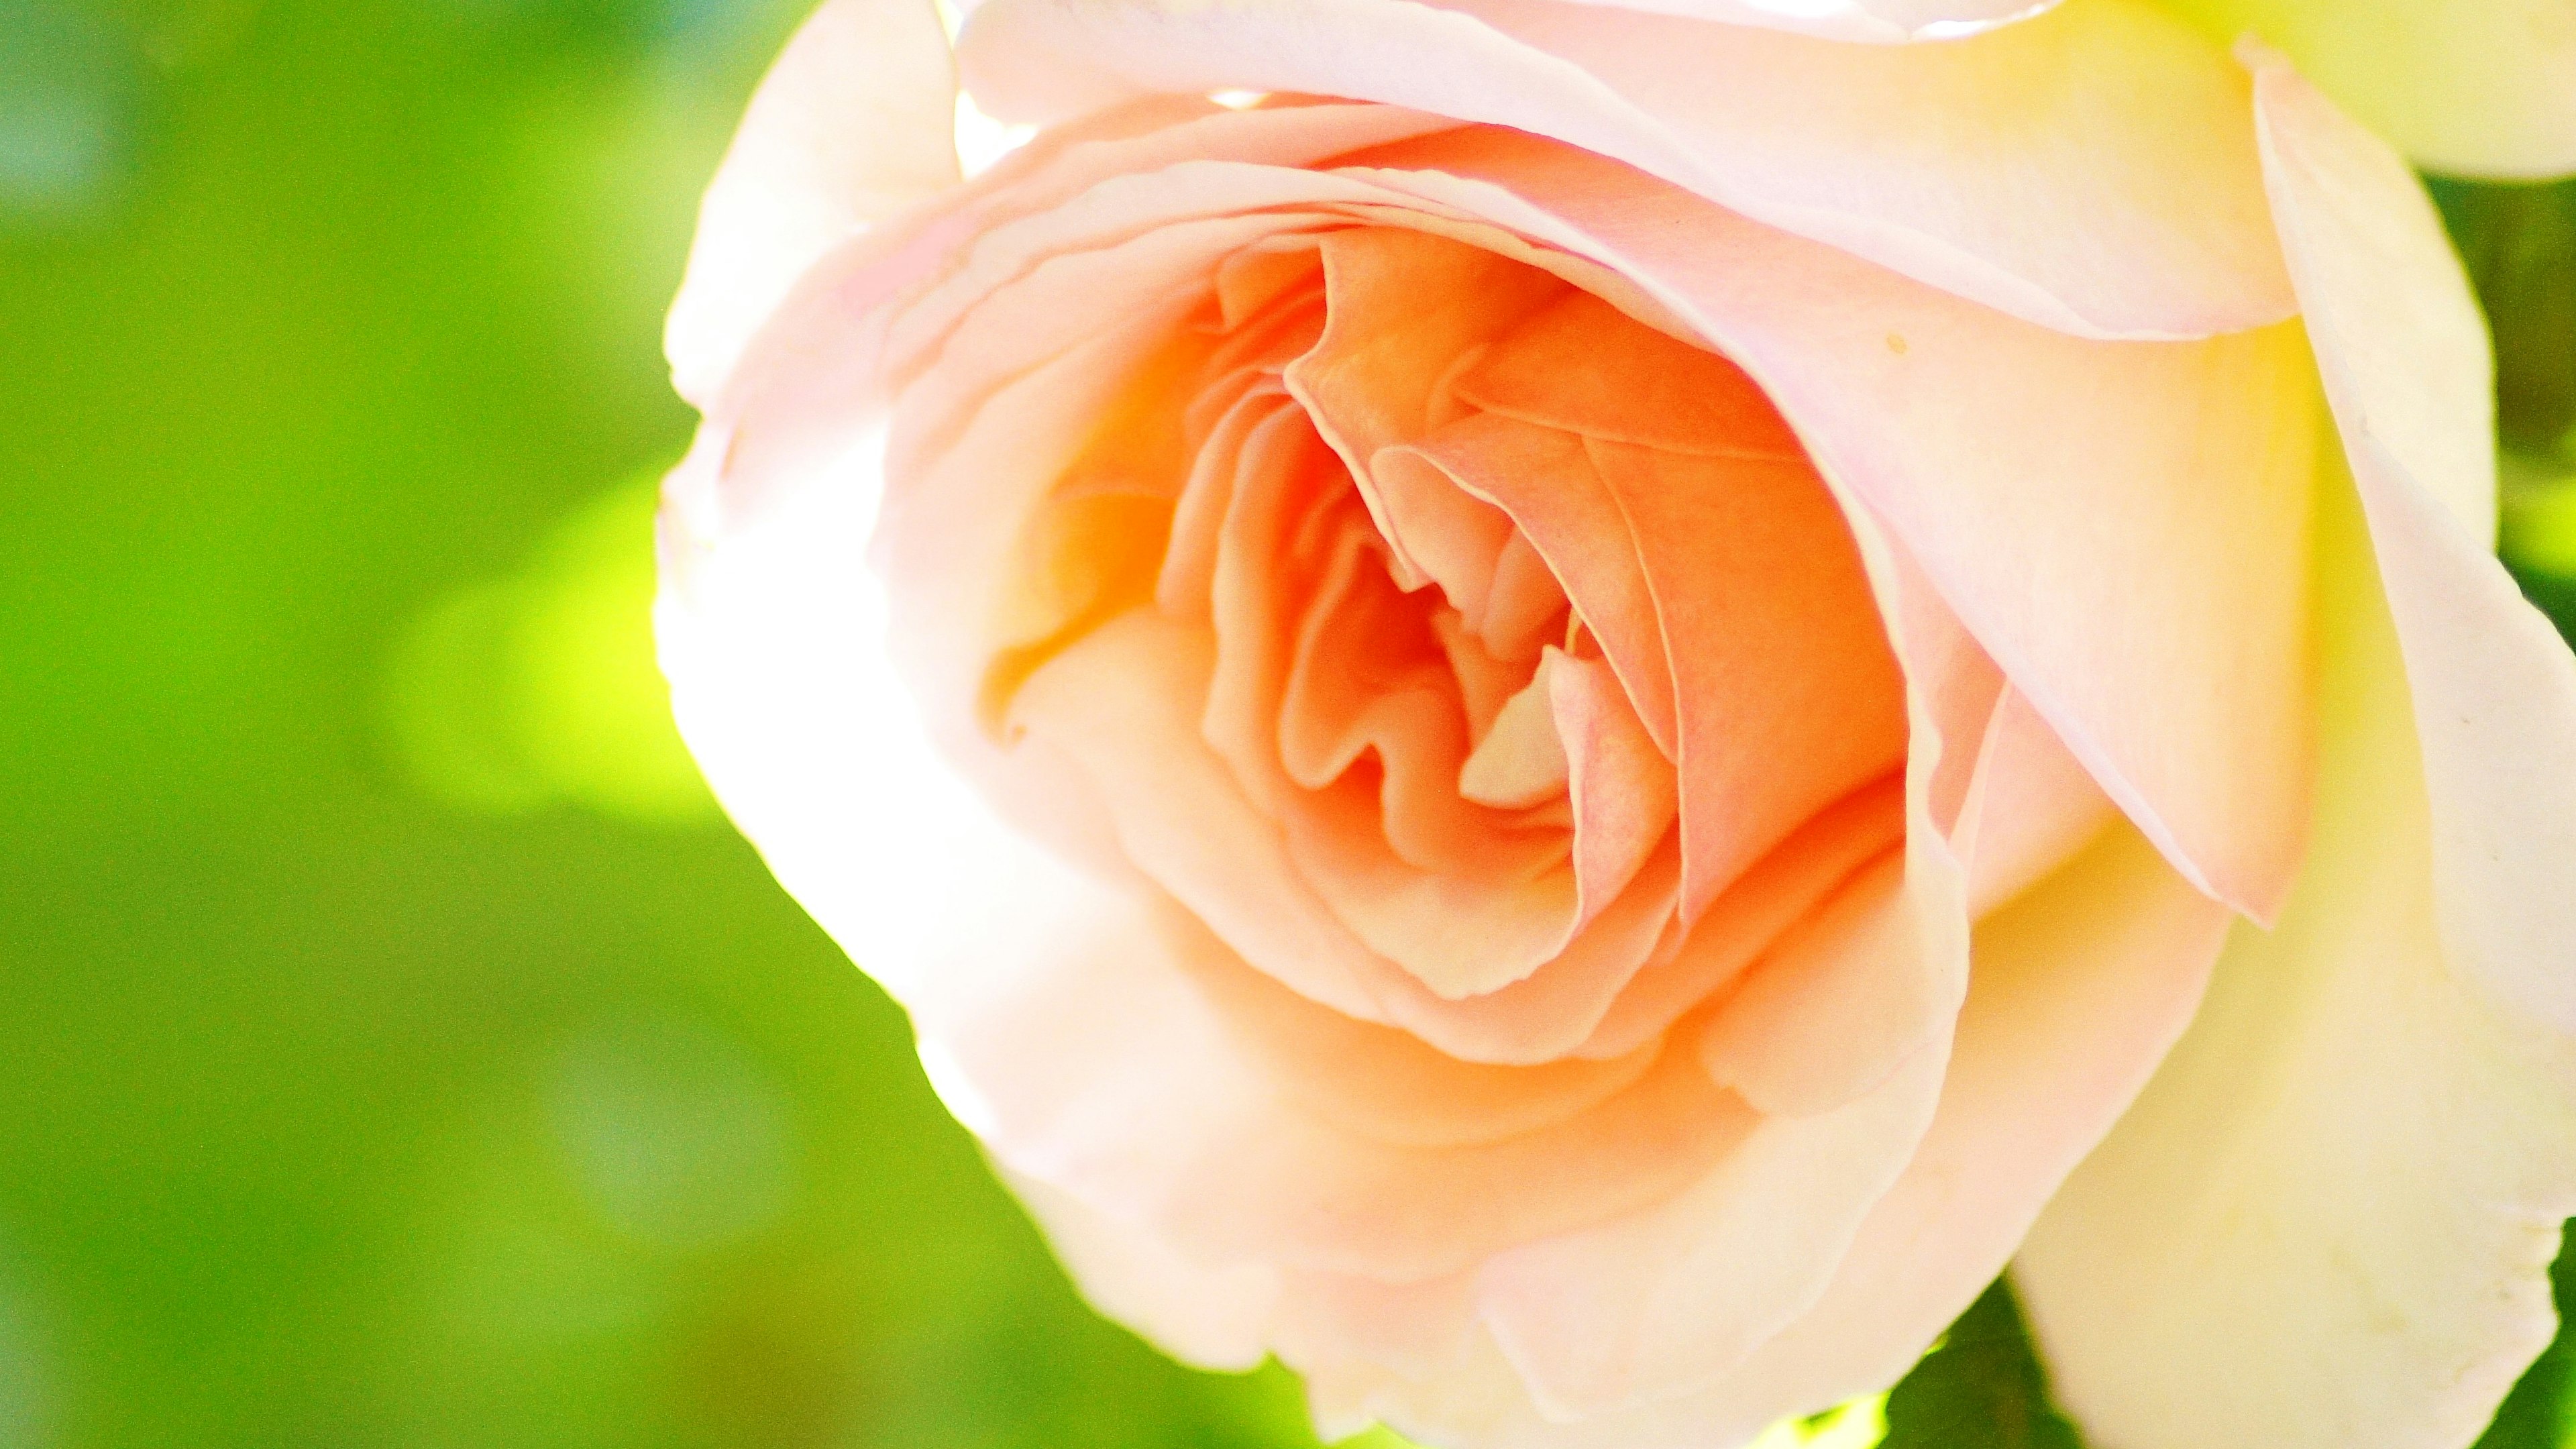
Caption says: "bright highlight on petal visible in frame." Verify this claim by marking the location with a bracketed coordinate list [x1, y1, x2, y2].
[665, 0, 959, 405]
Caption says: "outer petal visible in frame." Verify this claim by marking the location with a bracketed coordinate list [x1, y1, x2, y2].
[1003, 1165, 1283, 1372]
[2157, 0, 2576, 179]
[955, 0, 2294, 340]
[2017, 456, 2576, 1449]
[665, 0, 959, 405]
[2016, 58, 2576, 1449]
[2251, 51, 2576, 1051]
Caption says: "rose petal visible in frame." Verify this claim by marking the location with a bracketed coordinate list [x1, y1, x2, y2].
[1572, 776, 1905, 1063]
[1582, 437, 1909, 918]
[1552, 822, 2229, 1444]
[1284, 227, 1570, 596]
[1460, 659, 1570, 808]
[2252, 47, 2576, 1053]
[1454, 464, 1984, 1418]
[935, 874, 1756, 1282]
[1694, 849, 1934, 1118]
[2013, 58, 2576, 1449]
[1953, 686, 2119, 916]
[663, 0, 959, 406]
[1179, 924, 1666, 1151]
[1474, 1040, 1950, 1418]
[2162, 0, 2576, 179]
[1397, 413, 1680, 758]
[957, 0, 2293, 339]
[1004, 1165, 1283, 1371]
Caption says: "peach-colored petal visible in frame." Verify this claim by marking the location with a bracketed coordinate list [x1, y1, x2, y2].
[1401, 413, 1680, 757]
[1180, 924, 1666, 1151]
[1453, 289, 1805, 460]
[1283, 227, 1568, 595]
[2163, 0, 2576, 179]
[1366, 845, 1682, 1066]
[2016, 58, 2576, 1449]
[939, 890, 1756, 1283]
[1004, 607, 1399, 1018]
[1460, 661, 1568, 808]
[1954, 686, 2119, 916]
[957, 0, 2294, 338]
[1694, 849, 1936, 1118]
[1573, 776, 1905, 1062]
[1582, 437, 1907, 917]
[1473, 1040, 1950, 1419]
[1606, 822, 2227, 1443]
[665, 0, 958, 407]
[1334, 129, 2318, 920]
[1446, 453, 1984, 1423]
[1277, 824, 2220, 1449]
[1004, 1165, 1283, 1371]
[1550, 647, 1678, 910]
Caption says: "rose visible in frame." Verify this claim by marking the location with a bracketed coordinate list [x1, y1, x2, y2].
[651, 3, 2576, 1446]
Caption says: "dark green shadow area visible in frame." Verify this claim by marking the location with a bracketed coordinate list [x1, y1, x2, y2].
[1879, 1279, 2080, 1449]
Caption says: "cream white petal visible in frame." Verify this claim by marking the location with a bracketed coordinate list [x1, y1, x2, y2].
[2016, 60, 2576, 1449]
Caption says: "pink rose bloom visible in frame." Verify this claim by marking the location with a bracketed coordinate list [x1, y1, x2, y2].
[653, 1, 2576, 1444]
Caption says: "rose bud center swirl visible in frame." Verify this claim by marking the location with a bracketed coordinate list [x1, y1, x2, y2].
[975, 220, 1918, 1147]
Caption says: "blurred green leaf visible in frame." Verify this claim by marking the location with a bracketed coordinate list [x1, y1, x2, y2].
[1879, 1278, 2082, 1449]
[2430, 176, 2576, 453]
[2472, 1226, 2576, 1449]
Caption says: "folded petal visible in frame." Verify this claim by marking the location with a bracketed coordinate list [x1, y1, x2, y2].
[1679, 822, 2227, 1436]
[1693, 850, 1931, 1117]
[1953, 686, 2119, 916]
[1475, 1038, 1949, 1419]
[665, 0, 959, 405]
[956, 0, 2294, 339]
[930, 873, 1756, 1283]
[1458, 458, 1981, 1424]
[2159, 0, 2576, 179]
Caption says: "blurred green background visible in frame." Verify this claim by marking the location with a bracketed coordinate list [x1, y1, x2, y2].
[0, 0, 1351, 1442]
[1, 1, 2573, 1445]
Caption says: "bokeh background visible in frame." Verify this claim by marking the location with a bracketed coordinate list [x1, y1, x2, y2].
[1, 1, 2573, 1446]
